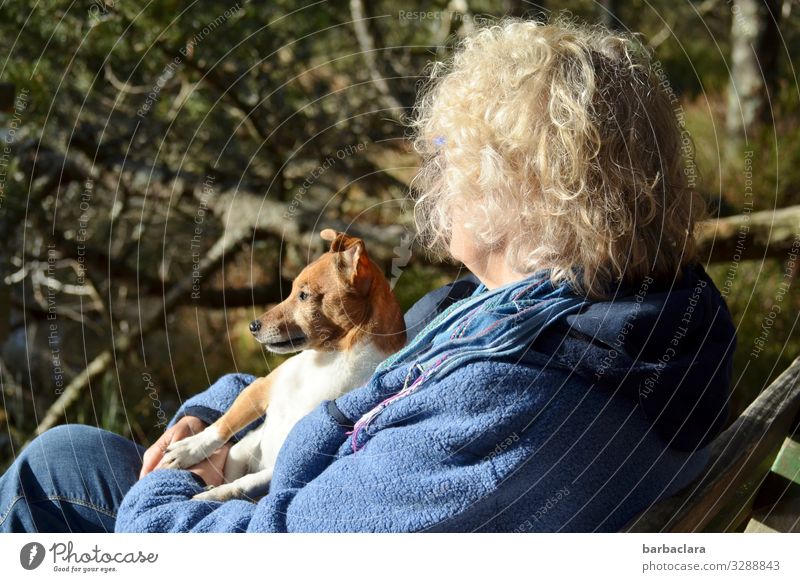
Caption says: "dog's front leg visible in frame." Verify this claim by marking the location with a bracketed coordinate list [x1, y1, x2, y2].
[193, 469, 273, 502]
[160, 375, 276, 470]
[160, 425, 227, 469]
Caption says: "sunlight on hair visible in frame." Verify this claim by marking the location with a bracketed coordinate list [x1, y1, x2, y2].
[410, 17, 706, 299]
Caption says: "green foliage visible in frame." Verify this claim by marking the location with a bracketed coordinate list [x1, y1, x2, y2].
[707, 261, 800, 420]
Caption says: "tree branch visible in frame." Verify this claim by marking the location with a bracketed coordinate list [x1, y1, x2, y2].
[698, 204, 800, 263]
[350, 0, 406, 122]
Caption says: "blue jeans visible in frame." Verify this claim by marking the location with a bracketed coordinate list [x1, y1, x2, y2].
[0, 425, 144, 532]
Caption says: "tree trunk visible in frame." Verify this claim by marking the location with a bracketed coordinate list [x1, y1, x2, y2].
[599, 0, 622, 31]
[726, 0, 781, 139]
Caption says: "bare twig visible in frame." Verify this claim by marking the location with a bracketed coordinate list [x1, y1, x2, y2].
[350, 0, 405, 121]
[649, 0, 719, 48]
[103, 63, 158, 95]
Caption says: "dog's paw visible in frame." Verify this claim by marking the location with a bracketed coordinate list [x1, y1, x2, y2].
[193, 483, 245, 502]
[160, 435, 213, 469]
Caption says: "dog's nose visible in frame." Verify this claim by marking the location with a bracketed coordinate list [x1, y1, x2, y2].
[249, 320, 262, 333]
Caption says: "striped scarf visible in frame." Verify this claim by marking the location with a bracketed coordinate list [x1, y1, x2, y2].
[349, 270, 591, 451]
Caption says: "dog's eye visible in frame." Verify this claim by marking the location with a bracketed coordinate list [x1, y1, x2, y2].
[298, 291, 309, 301]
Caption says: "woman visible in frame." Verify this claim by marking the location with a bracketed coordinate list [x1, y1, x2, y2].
[0, 19, 735, 533]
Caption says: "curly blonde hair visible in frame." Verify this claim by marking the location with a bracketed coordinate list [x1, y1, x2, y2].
[410, 18, 705, 299]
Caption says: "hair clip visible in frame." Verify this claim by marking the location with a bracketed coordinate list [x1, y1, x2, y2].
[433, 135, 446, 147]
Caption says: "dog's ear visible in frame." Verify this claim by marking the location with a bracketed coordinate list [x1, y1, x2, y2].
[320, 228, 363, 253]
[337, 242, 373, 295]
[320, 229, 372, 294]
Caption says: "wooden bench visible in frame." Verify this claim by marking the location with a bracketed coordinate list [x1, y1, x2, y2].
[624, 356, 800, 532]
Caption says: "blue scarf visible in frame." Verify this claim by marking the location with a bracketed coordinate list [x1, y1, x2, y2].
[350, 270, 591, 450]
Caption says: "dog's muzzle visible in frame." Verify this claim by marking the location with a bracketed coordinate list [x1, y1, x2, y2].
[251, 322, 307, 353]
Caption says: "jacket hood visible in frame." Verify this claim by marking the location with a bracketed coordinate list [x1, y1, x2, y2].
[531, 263, 737, 451]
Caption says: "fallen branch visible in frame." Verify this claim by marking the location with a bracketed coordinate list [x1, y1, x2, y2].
[698, 204, 800, 263]
[208, 185, 410, 262]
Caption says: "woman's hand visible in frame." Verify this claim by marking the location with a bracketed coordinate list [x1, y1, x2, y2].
[139, 416, 231, 487]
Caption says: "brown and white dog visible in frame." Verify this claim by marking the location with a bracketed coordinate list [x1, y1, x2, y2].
[160, 229, 406, 501]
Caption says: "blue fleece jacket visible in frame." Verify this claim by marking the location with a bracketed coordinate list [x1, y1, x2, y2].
[116, 265, 733, 532]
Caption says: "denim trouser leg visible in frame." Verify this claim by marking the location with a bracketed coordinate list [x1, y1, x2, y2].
[0, 424, 145, 533]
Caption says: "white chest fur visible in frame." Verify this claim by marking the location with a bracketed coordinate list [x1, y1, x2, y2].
[231, 340, 388, 480]
[269, 341, 386, 421]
